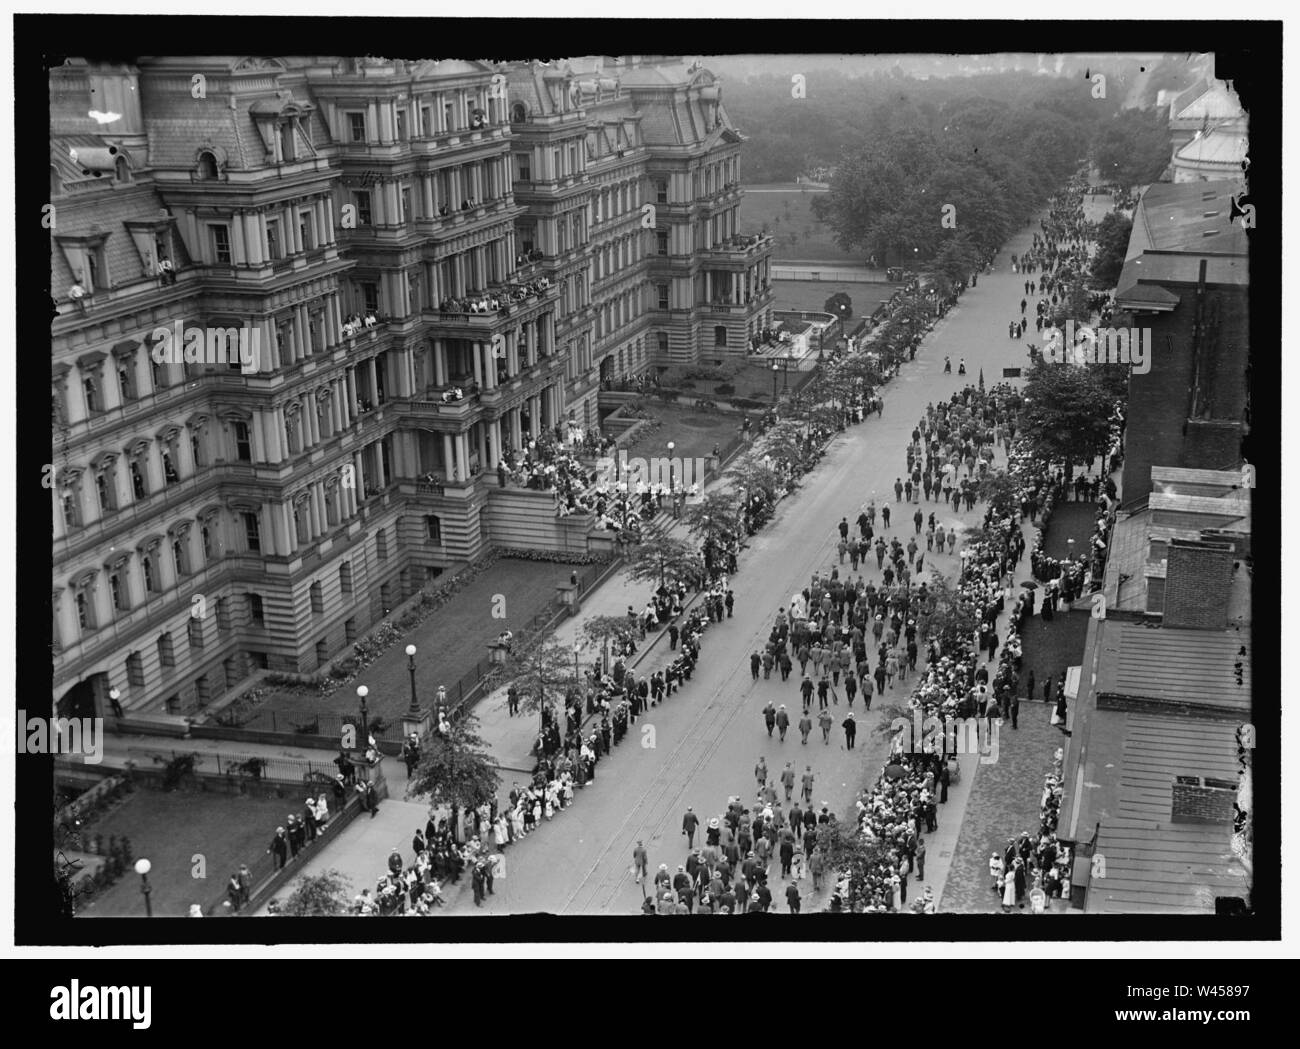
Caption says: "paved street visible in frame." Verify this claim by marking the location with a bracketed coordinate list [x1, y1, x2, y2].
[441, 214, 1056, 914]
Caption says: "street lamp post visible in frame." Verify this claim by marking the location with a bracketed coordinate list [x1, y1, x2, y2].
[667, 440, 676, 491]
[108, 687, 122, 720]
[405, 645, 421, 716]
[772, 361, 780, 403]
[356, 685, 370, 746]
[135, 858, 153, 917]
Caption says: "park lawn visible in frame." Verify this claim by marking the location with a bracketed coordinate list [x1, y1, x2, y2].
[255, 557, 589, 724]
[772, 279, 894, 318]
[77, 789, 296, 917]
[1016, 610, 1090, 698]
[624, 405, 739, 464]
[740, 185, 859, 262]
[1041, 502, 1097, 560]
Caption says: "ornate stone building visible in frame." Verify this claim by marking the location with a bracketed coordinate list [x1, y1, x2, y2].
[50, 56, 771, 719]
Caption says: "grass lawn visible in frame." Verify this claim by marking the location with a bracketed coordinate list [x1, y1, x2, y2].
[624, 406, 741, 464]
[1015, 611, 1091, 698]
[741, 185, 859, 262]
[772, 279, 894, 318]
[1041, 502, 1097, 560]
[254, 557, 589, 724]
[77, 789, 296, 917]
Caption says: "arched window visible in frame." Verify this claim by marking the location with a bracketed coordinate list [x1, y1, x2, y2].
[511, 102, 528, 124]
[197, 151, 218, 180]
[114, 156, 131, 183]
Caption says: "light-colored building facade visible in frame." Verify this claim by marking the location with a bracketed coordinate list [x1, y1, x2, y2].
[50, 55, 771, 720]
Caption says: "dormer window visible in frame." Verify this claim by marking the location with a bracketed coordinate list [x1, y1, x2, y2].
[197, 151, 218, 179]
[511, 102, 528, 124]
[278, 122, 296, 163]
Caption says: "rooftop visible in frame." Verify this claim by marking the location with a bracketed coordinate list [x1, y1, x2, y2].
[1097, 620, 1251, 715]
[1084, 714, 1247, 914]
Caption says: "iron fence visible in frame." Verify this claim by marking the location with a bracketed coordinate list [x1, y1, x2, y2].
[124, 747, 344, 787]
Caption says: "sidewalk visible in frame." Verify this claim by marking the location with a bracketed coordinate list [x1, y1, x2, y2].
[252, 797, 432, 914]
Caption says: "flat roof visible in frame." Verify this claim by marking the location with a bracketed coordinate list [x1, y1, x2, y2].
[1099, 621, 1251, 713]
[1084, 714, 1247, 914]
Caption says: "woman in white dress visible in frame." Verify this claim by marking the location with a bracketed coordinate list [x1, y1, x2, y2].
[510, 803, 525, 840]
[493, 814, 509, 849]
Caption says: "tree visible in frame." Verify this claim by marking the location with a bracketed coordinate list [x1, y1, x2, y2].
[1091, 108, 1171, 193]
[931, 234, 982, 287]
[975, 468, 1022, 519]
[824, 291, 853, 322]
[581, 614, 639, 676]
[726, 453, 781, 505]
[407, 711, 502, 813]
[683, 490, 745, 547]
[626, 535, 703, 590]
[1090, 211, 1133, 289]
[1048, 279, 1092, 329]
[815, 820, 890, 912]
[278, 869, 352, 916]
[1019, 359, 1121, 479]
[491, 637, 577, 728]
[921, 570, 981, 649]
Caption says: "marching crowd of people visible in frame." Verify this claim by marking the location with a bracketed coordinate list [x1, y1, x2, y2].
[338, 171, 1127, 918]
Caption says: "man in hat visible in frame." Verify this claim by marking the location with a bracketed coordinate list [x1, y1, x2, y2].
[632, 840, 649, 890]
[801, 766, 815, 805]
[654, 863, 671, 892]
[402, 732, 421, 776]
[780, 761, 796, 801]
[267, 826, 289, 870]
[775, 704, 790, 742]
[762, 701, 776, 736]
[842, 711, 857, 749]
[755, 755, 769, 788]
[818, 706, 833, 743]
[681, 806, 700, 850]
[798, 708, 813, 745]
[286, 815, 303, 858]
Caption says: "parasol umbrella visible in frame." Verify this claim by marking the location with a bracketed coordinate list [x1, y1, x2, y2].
[1020, 581, 1039, 590]
[884, 764, 906, 781]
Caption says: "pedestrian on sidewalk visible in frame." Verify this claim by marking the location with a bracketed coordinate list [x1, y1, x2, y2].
[801, 766, 815, 804]
[776, 705, 790, 742]
[818, 707, 833, 743]
[798, 709, 813, 744]
[916, 836, 927, 881]
[842, 711, 857, 749]
[763, 702, 776, 736]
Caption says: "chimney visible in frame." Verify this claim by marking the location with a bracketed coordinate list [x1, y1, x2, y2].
[1163, 538, 1233, 629]
[1171, 775, 1237, 825]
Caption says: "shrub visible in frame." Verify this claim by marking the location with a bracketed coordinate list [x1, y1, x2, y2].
[715, 384, 735, 396]
[730, 397, 765, 410]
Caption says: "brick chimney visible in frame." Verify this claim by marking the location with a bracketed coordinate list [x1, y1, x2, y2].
[1171, 775, 1237, 824]
[1163, 538, 1234, 629]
